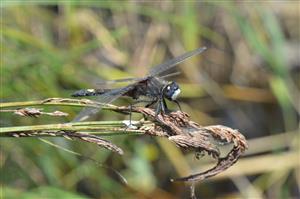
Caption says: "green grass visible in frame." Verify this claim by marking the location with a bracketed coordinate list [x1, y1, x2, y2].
[1, 1, 299, 198]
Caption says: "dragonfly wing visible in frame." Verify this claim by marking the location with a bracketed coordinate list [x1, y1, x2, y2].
[158, 71, 181, 79]
[148, 47, 207, 77]
[72, 85, 135, 122]
[96, 77, 146, 86]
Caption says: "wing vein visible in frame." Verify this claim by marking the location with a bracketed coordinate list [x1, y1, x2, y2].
[148, 47, 207, 77]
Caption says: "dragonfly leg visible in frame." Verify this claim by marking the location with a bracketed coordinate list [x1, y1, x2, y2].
[128, 104, 133, 126]
[173, 100, 182, 112]
[155, 100, 162, 117]
[162, 98, 171, 113]
[145, 99, 157, 108]
[126, 99, 158, 124]
[129, 99, 157, 107]
[155, 98, 168, 117]
[124, 104, 136, 130]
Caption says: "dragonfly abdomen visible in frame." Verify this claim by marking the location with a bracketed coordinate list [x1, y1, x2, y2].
[72, 89, 109, 97]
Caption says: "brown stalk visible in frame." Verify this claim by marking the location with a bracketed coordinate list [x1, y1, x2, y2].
[114, 106, 248, 182]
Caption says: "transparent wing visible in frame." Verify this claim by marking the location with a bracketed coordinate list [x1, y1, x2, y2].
[72, 85, 134, 122]
[95, 61, 184, 88]
[95, 73, 178, 87]
[159, 71, 181, 79]
[148, 47, 207, 77]
[96, 77, 145, 86]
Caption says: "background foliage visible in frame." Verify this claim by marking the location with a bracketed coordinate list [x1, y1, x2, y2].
[1, 1, 299, 199]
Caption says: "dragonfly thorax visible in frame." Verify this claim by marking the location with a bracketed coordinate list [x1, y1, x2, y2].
[163, 81, 181, 101]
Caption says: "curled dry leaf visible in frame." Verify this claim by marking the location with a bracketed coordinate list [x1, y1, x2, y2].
[74, 133, 124, 155]
[116, 106, 248, 182]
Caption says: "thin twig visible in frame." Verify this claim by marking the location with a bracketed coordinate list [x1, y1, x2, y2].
[0, 122, 146, 135]
[0, 98, 116, 109]
[1, 107, 68, 117]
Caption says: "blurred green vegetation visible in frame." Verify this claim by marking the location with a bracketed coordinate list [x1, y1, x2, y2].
[1, 1, 299, 199]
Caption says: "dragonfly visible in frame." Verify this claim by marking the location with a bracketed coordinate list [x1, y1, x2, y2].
[72, 47, 207, 122]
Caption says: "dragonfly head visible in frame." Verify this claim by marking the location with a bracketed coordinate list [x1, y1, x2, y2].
[163, 81, 181, 101]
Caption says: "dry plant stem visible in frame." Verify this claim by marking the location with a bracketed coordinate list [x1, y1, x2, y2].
[1, 98, 248, 182]
[0, 108, 68, 117]
[114, 106, 248, 182]
[0, 98, 116, 109]
[0, 98, 142, 156]
[1, 120, 146, 156]
[1, 129, 124, 155]
[0, 121, 147, 155]
[0, 123, 145, 134]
